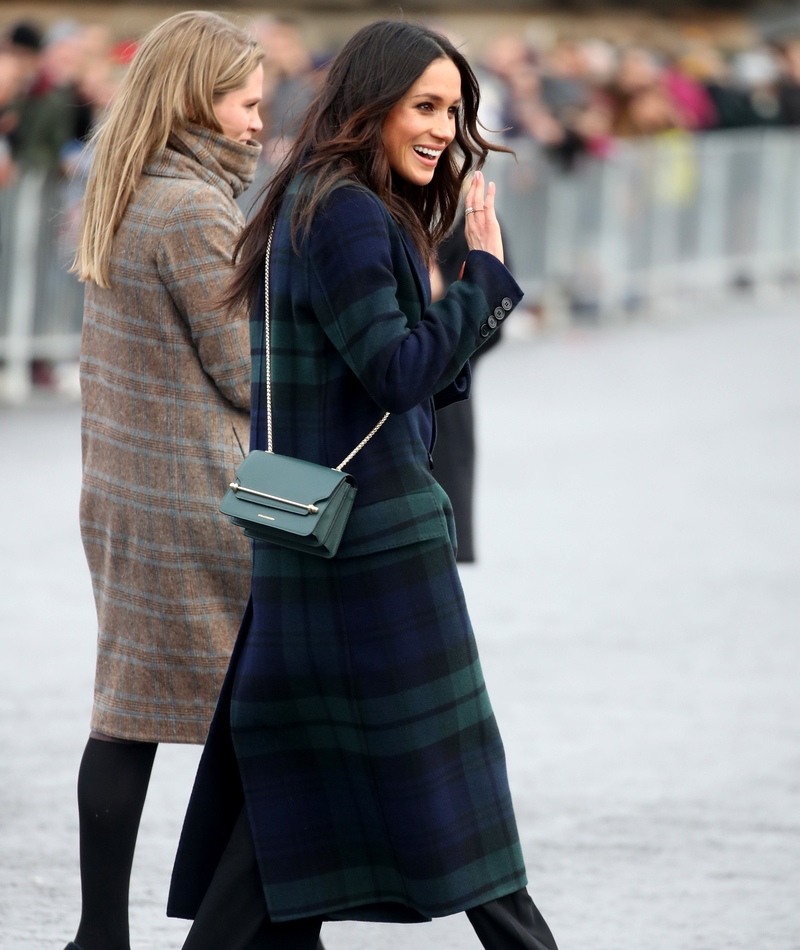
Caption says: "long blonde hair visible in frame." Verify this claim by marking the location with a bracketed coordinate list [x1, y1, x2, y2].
[75, 11, 263, 287]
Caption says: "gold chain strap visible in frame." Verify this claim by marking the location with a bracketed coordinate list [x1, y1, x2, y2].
[263, 224, 389, 468]
[334, 410, 390, 472]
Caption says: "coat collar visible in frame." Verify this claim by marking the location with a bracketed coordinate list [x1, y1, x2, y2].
[144, 124, 261, 200]
[288, 173, 432, 309]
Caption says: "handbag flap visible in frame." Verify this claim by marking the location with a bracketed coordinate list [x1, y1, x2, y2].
[226, 450, 349, 516]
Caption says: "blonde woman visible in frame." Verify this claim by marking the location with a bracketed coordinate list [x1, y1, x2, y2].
[65, 13, 263, 950]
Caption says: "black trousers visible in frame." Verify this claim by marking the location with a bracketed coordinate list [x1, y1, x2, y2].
[181, 810, 557, 950]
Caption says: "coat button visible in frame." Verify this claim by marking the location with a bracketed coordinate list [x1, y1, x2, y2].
[488, 315, 498, 329]
[494, 306, 505, 321]
[501, 296, 513, 311]
[480, 324, 490, 338]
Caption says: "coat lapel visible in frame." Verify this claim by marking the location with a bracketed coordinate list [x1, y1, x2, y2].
[398, 229, 430, 316]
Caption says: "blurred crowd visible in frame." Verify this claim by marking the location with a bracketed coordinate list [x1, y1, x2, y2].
[476, 30, 800, 170]
[0, 16, 325, 187]
[5, 15, 800, 186]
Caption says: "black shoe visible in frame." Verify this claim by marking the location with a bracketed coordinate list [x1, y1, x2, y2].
[64, 943, 85, 950]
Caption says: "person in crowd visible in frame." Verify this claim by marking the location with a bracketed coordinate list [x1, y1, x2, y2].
[609, 47, 686, 137]
[4, 20, 78, 171]
[167, 19, 558, 950]
[2, 20, 102, 387]
[254, 16, 317, 162]
[505, 55, 569, 147]
[574, 38, 618, 158]
[481, 34, 564, 149]
[539, 38, 592, 142]
[731, 46, 783, 126]
[430, 212, 506, 564]
[480, 35, 612, 170]
[662, 52, 717, 131]
[64, 12, 263, 950]
[776, 38, 800, 125]
[1, 21, 43, 122]
[676, 44, 752, 129]
[0, 48, 21, 187]
[58, 28, 125, 319]
[538, 39, 618, 167]
[471, 33, 520, 135]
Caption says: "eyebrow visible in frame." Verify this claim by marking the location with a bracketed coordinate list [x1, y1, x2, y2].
[410, 92, 462, 106]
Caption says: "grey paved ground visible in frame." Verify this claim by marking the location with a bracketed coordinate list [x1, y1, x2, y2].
[2, 298, 799, 950]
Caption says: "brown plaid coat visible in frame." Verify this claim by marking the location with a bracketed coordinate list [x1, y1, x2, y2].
[79, 125, 260, 743]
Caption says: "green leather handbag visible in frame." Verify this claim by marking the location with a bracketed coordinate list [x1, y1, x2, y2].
[219, 226, 387, 558]
[220, 450, 358, 557]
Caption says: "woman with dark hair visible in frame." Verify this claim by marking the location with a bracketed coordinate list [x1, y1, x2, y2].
[168, 20, 558, 950]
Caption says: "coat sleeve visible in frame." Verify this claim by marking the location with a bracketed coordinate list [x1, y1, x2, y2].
[433, 364, 471, 411]
[156, 186, 250, 410]
[306, 186, 522, 414]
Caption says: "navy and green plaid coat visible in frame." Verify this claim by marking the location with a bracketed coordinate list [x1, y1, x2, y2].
[169, 178, 528, 923]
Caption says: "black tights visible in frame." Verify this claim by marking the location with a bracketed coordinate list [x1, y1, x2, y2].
[182, 809, 323, 950]
[71, 736, 158, 950]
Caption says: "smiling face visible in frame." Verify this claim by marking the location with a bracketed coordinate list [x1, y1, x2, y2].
[214, 64, 264, 143]
[382, 57, 462, 187]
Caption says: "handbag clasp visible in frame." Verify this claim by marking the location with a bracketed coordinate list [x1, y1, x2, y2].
[229, 480, 319, 514]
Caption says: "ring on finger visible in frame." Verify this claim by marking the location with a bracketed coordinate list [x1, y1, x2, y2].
[465, 207, 475, 215]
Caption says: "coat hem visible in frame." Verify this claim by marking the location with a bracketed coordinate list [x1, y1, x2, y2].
[90, 710, 210, 745]
[262, 872, 529, 924]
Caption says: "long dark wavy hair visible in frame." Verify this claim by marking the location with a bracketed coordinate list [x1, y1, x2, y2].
[227, 19, 509, 310]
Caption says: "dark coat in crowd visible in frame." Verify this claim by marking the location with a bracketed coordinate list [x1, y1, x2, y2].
[433, 215, 504, 562]
[169, 179, 526, 923]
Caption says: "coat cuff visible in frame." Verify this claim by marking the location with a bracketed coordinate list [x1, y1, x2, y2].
[461, 250, 524, 345]
[434, 363, 471, 410]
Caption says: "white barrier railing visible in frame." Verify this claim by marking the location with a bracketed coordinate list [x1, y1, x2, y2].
[3, 129, 800, 402]
[0, 170, 84, 401]
[489, 129, 800, 323]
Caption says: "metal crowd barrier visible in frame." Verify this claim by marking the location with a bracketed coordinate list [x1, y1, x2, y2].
[0, 170, 84, 401]
[3, 128, 800, 402]
[489, 128, 800, 323]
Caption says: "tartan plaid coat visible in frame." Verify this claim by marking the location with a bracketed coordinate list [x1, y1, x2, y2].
[79, 126, 260, 742]
[169, 178, 527, 921]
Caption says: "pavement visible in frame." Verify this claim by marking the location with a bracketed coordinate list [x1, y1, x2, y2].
[1, 297, 799, 950]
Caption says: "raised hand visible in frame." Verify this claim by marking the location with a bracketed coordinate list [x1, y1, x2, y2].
[463, 170, 504, 264]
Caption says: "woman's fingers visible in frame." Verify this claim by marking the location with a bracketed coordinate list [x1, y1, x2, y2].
[463, 171, 504, 264]
[464, 174, 482, 223]
[465, 171, 478, 200]
[484, 180, 496, 221]
[464, 171, 483, 243]
[463, 179, 476, 245]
